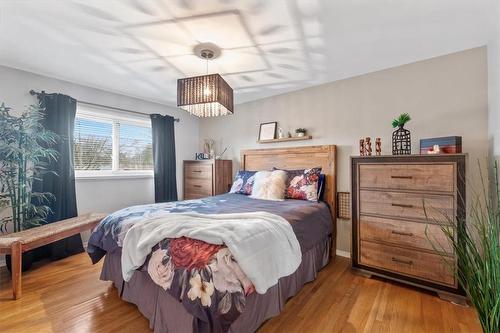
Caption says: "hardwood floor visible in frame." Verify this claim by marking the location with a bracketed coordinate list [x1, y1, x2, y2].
[0, 253, 481, 333]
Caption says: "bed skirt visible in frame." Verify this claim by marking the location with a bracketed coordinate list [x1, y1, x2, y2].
[100, 237, 331, 333]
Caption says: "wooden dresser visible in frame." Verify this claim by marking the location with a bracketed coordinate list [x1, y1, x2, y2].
[351, 154, 466, 298]
[183, 160, 233, 200]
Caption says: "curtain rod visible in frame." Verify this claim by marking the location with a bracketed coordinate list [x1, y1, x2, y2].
[29, 90, 180, 122]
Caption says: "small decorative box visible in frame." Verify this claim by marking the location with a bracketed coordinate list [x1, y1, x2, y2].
[420, 136, 462, 154]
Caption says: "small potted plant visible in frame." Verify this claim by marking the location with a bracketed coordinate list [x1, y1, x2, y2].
[391, 113, 411, 155]
[295, 128, 307, 137]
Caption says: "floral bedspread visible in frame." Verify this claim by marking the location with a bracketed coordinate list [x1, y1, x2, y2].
[147, 237, 255, 331]
[87, 194, 333, 332]
[88, 197, 256, 331]
[148, 237, 255, 331]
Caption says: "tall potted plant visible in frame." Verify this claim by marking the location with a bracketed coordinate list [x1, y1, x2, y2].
[0, 102, 58, 270]
[426, 163, 499, 333]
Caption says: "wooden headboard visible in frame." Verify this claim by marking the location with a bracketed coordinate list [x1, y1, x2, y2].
[240, 145, 337, 256]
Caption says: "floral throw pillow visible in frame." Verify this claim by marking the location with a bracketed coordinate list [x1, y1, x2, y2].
[229, 170, 256, 195]
[277, 167, 322, 201]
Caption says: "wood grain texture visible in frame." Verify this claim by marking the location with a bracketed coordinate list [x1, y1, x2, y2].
[360, 215, 453, 254]
[240, 145, 337, 258]
[0, 213, 105, 299]
[10, 241, 21, 300]
[352, 154, 466, 296]
[184, 177, 213, 197]
[257, 135, 312, 144]
[359, 163, 455, 193]
[184, 163, 212, 179]
[359, 190, 455, 223]
[360, 240, 456, 286]
[183, 160, 233, 199]
[0, 254, 480, 333]
[0, 213, 106, 253]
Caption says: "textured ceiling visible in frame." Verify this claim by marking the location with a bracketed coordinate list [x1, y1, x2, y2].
[0, 0, 491, 106]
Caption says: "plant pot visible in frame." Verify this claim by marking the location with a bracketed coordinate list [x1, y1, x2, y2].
[5, 250, 34, 272]
[392, 125, 411, 155]
[297, 132, 305, 137]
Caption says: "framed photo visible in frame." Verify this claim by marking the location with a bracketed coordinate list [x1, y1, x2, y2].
[258, 122, 277, 141]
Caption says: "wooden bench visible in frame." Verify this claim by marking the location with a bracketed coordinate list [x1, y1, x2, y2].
[0, 213, 105, 300]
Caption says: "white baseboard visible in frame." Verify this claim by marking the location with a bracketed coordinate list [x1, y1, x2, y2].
[336, 249, 351, 258]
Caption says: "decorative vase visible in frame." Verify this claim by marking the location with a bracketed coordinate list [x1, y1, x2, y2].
[278, 127, 285, 139]
[392, 125, 411, 155]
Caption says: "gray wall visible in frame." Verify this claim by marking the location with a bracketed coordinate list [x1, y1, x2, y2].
[0, 47, 490, 258]
[488, 2, 500, 158]
[0, 65, 200, 249]
[199, 47, 489, 255]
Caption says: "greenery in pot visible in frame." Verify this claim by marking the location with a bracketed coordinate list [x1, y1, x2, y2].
[295, 128, 307, 137]
[0, 102, 58, 234]
[391, 113, 412, 155]
[391, 113, 411, 128]
[425, 163, 499, 333]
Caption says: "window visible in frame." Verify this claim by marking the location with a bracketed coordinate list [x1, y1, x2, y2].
[119, 123, 154, 170]
[74, 104, 153, 178]
[74, 117, 113, 171]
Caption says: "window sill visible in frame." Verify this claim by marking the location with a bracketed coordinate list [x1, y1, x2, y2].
[75, 172, 154, 180]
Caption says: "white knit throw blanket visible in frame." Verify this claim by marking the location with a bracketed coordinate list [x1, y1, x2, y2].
[121, 211, 301, 294]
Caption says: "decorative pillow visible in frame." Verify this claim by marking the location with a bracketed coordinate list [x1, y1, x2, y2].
[250, 170, 288, 201]
[276, 167, 322, 201]
[229, 171, 256, 195]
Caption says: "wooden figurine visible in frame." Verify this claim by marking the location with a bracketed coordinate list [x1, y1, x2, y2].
[375, 138, 381, 155]
[365, 137, 372, 156]
[359, 139, 365, 156]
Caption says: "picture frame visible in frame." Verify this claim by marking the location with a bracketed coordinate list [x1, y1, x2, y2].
[258, 121, 277, 141]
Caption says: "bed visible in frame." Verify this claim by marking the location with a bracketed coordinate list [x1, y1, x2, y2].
[87, 145, 337, 333]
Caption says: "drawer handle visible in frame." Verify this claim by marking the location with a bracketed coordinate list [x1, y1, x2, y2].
[193, 185, 202, 188]
[392, 257, 413, 265]
[391, 203, 414, 209]
[192, 170, 202, 173]
[391, 230, 414, 237]
[391, 175, 413, 179]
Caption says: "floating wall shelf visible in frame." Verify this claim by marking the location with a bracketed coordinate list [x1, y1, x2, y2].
[257, 135, 312, 144]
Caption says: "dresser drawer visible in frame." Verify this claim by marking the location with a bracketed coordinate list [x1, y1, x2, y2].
[184, 193, 204, 200]
[184, 178, 212, 197]
[184, 164, 212, 179]
[359, 163, 455, 193]
[360, 240, 455, 286]
[359, 190, 455, 222]
[359, 215, 453, 254]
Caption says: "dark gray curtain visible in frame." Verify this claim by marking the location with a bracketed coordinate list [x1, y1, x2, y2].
[34, 92, 83, 260]
[150, 114, 178, 203]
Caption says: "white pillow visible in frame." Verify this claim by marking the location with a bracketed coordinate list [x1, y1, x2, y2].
[250, 170, 287, 201]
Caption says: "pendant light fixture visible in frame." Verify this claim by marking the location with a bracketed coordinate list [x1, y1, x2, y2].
[177, 43, 234, 117]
